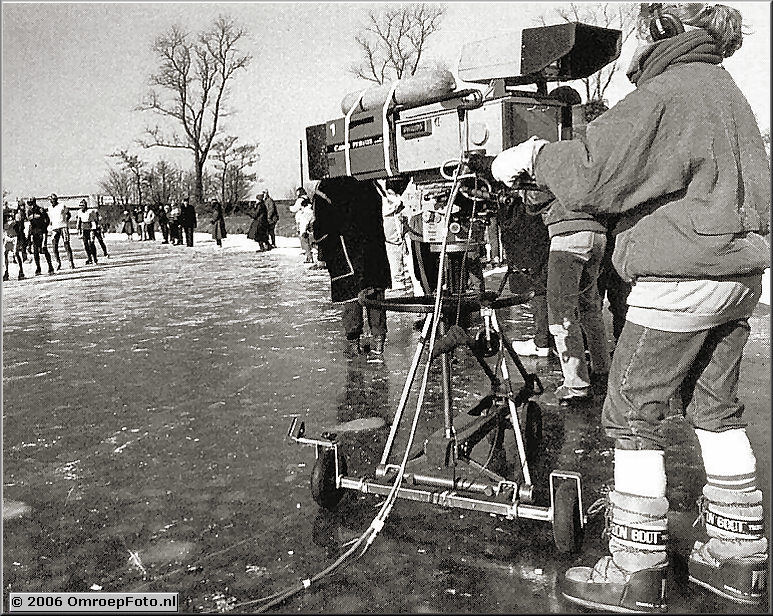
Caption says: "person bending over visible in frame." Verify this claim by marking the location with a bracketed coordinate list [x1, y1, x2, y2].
[312, 176, 391, 360]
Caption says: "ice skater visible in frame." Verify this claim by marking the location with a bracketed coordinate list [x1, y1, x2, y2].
[3, 207, 25, 281]
[27, 198, 55, 275]
[91, 201, 110, 258]
[49, 194, 76, 270]
[76, 199, 99, 264]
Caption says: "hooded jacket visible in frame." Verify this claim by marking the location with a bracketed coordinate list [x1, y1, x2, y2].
[534, 30, 770, 282]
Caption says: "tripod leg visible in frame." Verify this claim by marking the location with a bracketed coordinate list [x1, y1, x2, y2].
[491, 310, 532, 485]
[379, 314, 433, 467]
[439, 319, 454, 440]
[465, 342, 501, 390]
[499, 328, 532, 383]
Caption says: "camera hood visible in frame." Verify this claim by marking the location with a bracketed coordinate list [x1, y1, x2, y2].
[458, 22, 622, 86]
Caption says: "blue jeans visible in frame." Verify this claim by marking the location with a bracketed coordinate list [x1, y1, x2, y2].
[547, 231, 609, 391]
[603, 319, 751, 450]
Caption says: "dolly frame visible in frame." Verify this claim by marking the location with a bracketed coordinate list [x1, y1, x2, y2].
[288, 292, 587, 551]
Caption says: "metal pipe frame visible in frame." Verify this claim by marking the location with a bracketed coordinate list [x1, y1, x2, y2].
[379, 314, 433, 467]
[490, 310, 532, 486]
[339, 475, 551, 522]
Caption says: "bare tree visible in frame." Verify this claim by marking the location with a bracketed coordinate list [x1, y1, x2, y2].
[231, 143, 258, 205]
[138, 16, 252, 206]
[145, 159, 178, 205]
[99, 167, 134, 207]
[537, 3, 638, 103]
[111, 150, 147, 206]
[350, 3, 446, 85]
[211, 136, 258, 211]
[211, 135, 238, 207]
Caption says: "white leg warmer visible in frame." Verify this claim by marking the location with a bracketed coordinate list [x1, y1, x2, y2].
[695, 428, 757, 491]
[614, 449, 667, 498]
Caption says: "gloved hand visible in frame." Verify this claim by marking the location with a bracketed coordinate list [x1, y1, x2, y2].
[490, 136, 549, 187]
[465, 152, 493, 176]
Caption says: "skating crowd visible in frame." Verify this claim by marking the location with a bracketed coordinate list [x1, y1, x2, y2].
[2, 194, 113, 280]
[1, 190, 285, 280]
[117, 196, 200, 247]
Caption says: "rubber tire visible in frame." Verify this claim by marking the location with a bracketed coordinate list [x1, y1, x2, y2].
[524, 401, 543, 467]
[310, 449, 347, 510]
[552, 480, 584, 553]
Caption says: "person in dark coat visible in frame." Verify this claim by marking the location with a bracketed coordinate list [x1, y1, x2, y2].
[120, 210, 134, 240]
[263, 190, 279, 248]
[27, 198, 55, 275]
[179, 197, 197, 247]
[134, 208, 145, 241]
[497, 191, 553, 357]
[247, 196, 271, 251]
[14, 202, 28, 262]
[312, 176, 391, 359]
[158, 205, 170, 244]
[92, 204, 110, 258]
[210, 199, 227, 247]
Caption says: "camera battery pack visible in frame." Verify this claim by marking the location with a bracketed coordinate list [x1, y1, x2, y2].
[307, 111, 398, 181]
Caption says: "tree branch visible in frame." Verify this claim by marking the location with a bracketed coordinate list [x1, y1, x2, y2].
[349, 4, 445, 84]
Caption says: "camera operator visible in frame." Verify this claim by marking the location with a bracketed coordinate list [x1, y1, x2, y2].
[495, 137, 611, 407]
[492, 4, 769, 611]
[496, 190, 553, 359]
[312, 176, 391, 360]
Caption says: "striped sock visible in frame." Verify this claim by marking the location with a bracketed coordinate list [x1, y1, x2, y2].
[695, 428, 757, 492]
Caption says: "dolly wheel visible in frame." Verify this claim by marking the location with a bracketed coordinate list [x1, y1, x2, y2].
[552, 481, 584, 553]
[524, 401, 543, 467]
[311, 449, 347, 510]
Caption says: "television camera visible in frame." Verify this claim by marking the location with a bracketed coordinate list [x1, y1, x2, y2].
[291, 22, 622, 561]
[307, 22, 621, 250]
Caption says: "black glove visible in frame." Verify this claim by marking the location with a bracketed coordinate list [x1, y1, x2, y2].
[466, 152, 493, 176]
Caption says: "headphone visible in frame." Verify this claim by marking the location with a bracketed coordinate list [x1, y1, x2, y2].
[648, 3, 685, 40]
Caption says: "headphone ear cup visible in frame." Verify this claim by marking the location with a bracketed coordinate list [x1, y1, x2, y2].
[649, 9, 685, 40]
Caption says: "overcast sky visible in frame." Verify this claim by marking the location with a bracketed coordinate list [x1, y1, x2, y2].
[2, 2, 770, 200]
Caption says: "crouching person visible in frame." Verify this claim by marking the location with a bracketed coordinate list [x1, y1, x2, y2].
[312, 176, 391, 360]
[492, 3, 769, 611]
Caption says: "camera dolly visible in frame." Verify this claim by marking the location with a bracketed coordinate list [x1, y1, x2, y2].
[288, 288, 586, 554]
